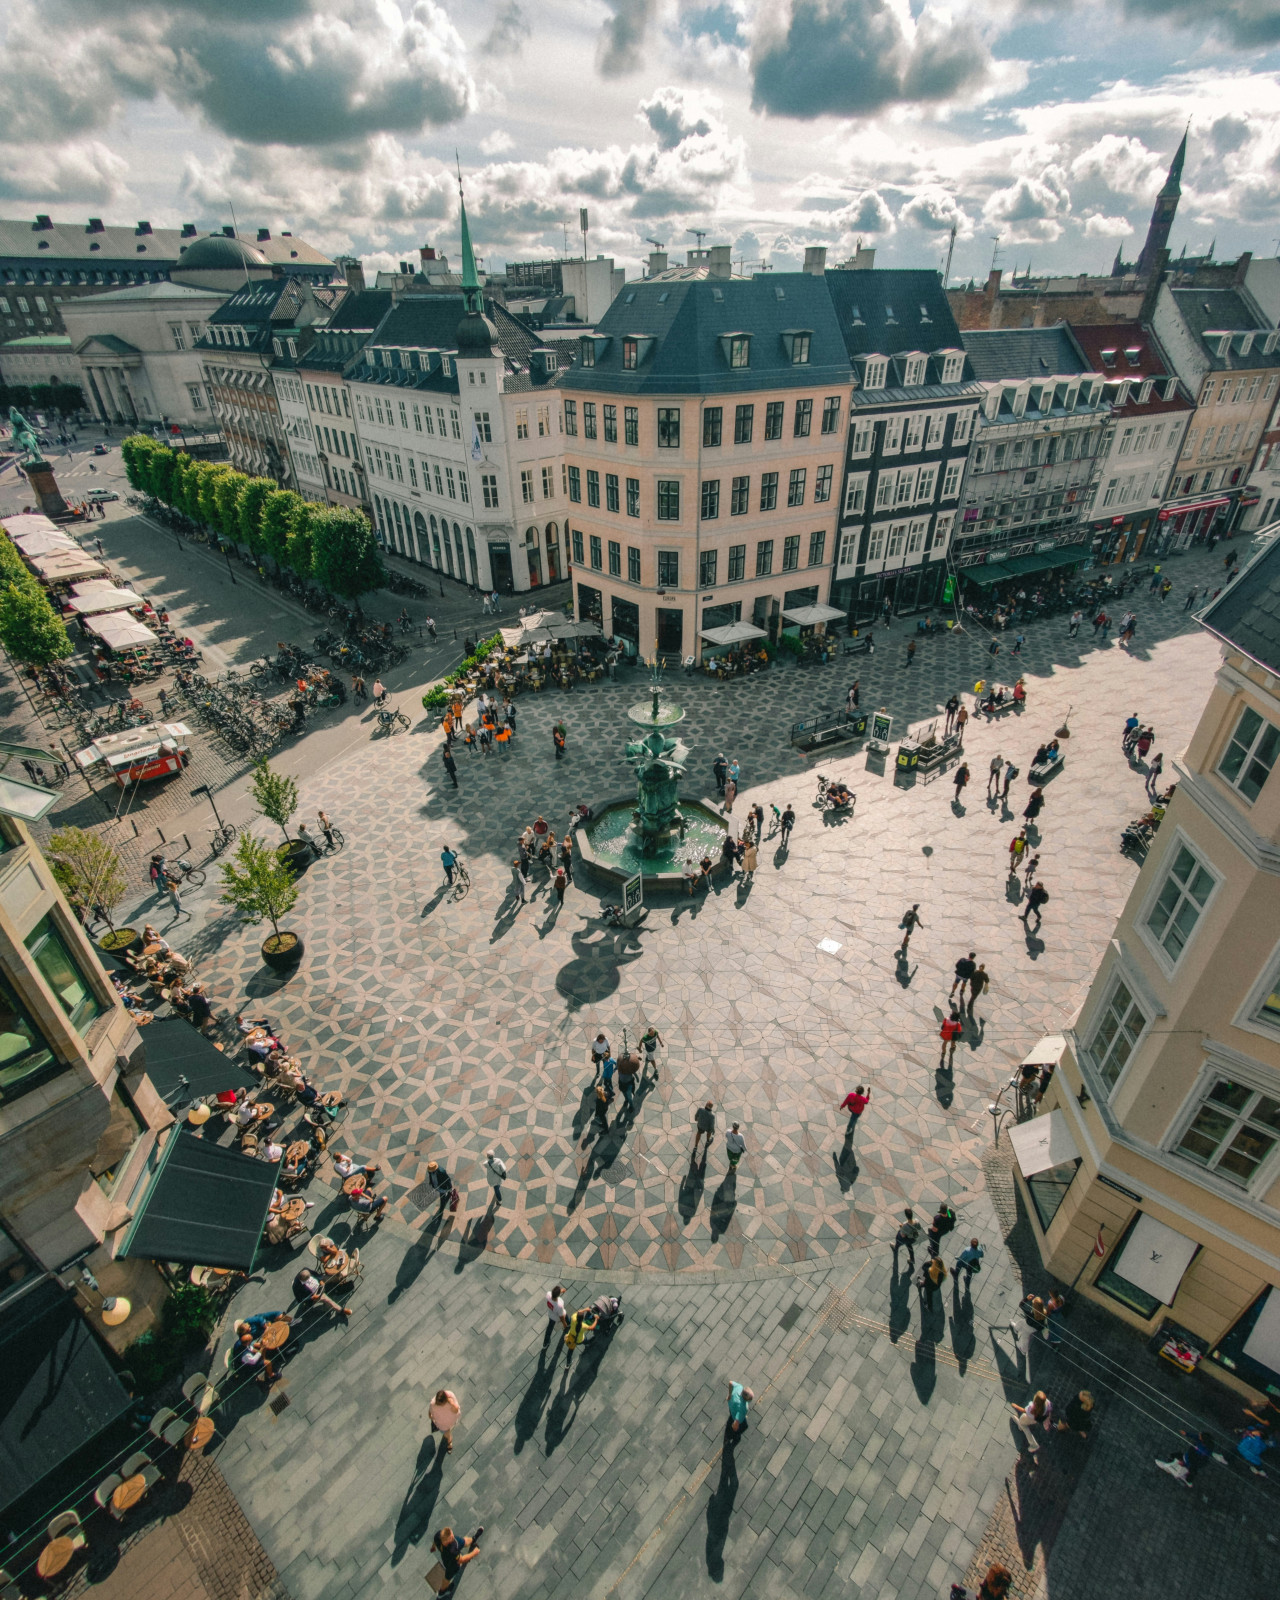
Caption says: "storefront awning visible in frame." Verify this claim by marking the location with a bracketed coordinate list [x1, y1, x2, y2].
[122, 1129, 281, 1271]
[0, 512, 61, 540]
[1021, 1034, 1066, 1068]
[961, 562, 1014, 586]
[1243, 1288, 1280, 1373]
[701, 621, 768, 646]
[1160, 497, 1230, 520]
[86, 615, 158, 649]
[781, 603, 845, 626]
[1112, 1213, 1198, 1306]
[1009, 1109, 1080, 1177]
[139, 1017, 260, 1107]
[65, 588, 145, 617]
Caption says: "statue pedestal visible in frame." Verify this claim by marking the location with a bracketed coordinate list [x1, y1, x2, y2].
[21, 461, 70, 519]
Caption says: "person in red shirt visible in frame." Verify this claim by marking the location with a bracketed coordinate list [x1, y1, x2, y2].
[939, 1010, 964, 1071]
[838, 1085, 871, 1135]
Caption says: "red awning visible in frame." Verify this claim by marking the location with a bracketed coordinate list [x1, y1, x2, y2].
[1158, 497, 1230, 520]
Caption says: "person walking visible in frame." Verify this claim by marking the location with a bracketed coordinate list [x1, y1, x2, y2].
[726, 1381, 754, 1436]
[955, 704, 969, 741]
[939, 1008, 963, 1071]
[553, 865, 567, 907]
[1068, 608, 1082, 636]
[1012, 632, 1024, 657]
[847, 681, 861, 715]
[740, 838, 758, 883]
[511, 859, 527, 904]
[1146, 751, 1164, 798]
[165, 873, 184, 917]
[1001, 758, 1018, 800]
[713, 754, 728, 794]
[639, 1026, 663, 1077]
[838, 1084, 870, 1134]
[944, 693, 959, 733]
[954, 1238, 984, 1289]
[725, 1122, 746, 1170]
[951, 951, 977, 1003]
[599, 1053, 617, 1100]
[1009, 829, 1028, 873]
[920, 1252, 948, 1309]
[1156, 1430, 1214, 1486]
[692, 1101, 716, 1162]
[485, 1151, 507, 1207]
[1011, 1391, 1052, 1464]
[1056, 1391, 1095, 1439]
[591, 1032, 611, 1077]
[967, 963, 989, 1014]
[899, 903, 922, 952]
[986, 753, 1003, 799]
[617, 1051, 639, 1113]
[429, 1388, 462, 1454]
[1023, 787, 1045, 825]
[952, 762, 970, 804]
[892, 1209, 922, 1272]
[553, 722, 566, 760]
[723, 775, 737, 813]
[1022, 881, 1049, 930]
[442, 747, 458, 788]
[429, 1525, 483, 1597]
[780, 804, 795, 845]
[906, 638, 916, 667]
[426, 1159, 456, 1215]
[543, 1285, 568, 1346]
[1184, 586, 1198, 610]
[440, 845, 457, 886]
[1022, 852, 1040, 890]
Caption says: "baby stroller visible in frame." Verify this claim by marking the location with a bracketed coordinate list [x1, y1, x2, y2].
[591, 1294, 624, 1336]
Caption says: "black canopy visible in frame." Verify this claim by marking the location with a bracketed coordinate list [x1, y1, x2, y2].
[0, 1279, 132, 1513]
[122, 1130, 280, 1271]
[140, 1017, 259, 1107]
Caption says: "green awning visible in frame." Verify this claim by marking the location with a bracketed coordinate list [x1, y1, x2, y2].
[1043, 542, 1091, 569]
[141, 1018, 260, 1109]
[122, 1130, 281, 1271]
[961, 562, 1014, 587]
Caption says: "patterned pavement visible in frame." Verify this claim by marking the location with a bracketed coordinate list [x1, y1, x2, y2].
[143, 549, 1228, 1275]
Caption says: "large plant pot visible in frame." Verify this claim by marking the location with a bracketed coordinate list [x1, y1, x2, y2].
[97, 927, 141, 966]
[276, 839, 313, 877]
[261, 931, 303, 970]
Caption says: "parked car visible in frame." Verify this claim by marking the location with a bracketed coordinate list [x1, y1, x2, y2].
[86, 489, 119, 502]
[93, 443, 110, 456]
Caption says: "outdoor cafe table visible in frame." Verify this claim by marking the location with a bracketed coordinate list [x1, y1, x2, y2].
[36, 1539, 76, 1579]
[285, 1140, 310, 1165]
[261, 1319, 290, 1352]
[112, 1474, 148, 1514]
[321, 1248, 349, 1278]
[277, 1197, 307, 1225]
[184, 1418, 215, 1453]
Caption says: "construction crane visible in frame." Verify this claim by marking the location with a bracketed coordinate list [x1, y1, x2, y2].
[645, 237, 666, 251]
[687, 228, 708, 250]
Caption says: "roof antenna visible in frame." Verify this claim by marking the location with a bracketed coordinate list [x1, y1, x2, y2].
[228, 199, 249, 286]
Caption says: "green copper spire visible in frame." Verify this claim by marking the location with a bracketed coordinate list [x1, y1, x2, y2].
[1161, 124, 1188, 197]
[457, 166, 483, 317]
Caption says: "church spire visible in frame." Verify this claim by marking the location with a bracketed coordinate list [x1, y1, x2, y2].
[1163, 124, 1189, 195]
[1137, 126, 1189, 280]
[457, 158, 483, 317]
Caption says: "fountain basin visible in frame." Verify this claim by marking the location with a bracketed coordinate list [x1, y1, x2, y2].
[577, 795, 729, 889]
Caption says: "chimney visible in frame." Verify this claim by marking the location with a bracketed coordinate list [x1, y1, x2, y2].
[647, 249, 668, 277]
[803, 245, 827, 276]
[709, 244, 732, 279]
[181, 222, 197, 237]
[399, 261, 408, 274]
[33, 215, 52, 231]
[87, 218, 104, 233]
[1235, 250, 1253, 286]
[257, 227, 271, 242]
[420, 245, 437, 262]
[338, 258, 365, 293]
[985, 267, 1002, 302]
[852, 245, 875, 270]
[135, 220, 152, 235]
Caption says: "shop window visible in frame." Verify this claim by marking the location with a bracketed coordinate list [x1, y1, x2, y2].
[1207, 1285, 1280, 1392]
[1025, 1157, 1080, 1232]
[25, 916, 102, 1033]
[1094, 1213, 1166, 1320]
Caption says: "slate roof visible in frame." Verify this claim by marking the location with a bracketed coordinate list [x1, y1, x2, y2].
[294, 290, 394, 374]
[825, 268, 962, 356]
[0, 219, 332, 272]
[199, 280, 334, 355]
[1200, 534, 1280, 675]
[559, 273, 852, 396]
[1069, 322, 1192, 417]
[1170, 288, 1280, 371]
[349, 293, 569, 395]
[961, 325, 1087, 381]
[61, 282, 216, 305]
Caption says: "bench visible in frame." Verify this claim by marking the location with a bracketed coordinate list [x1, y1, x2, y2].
[1029, 754, 1065, 785]
[790, 710, 869, 752]
[917, 735, 963, 783]
[843, 634, 875, 656]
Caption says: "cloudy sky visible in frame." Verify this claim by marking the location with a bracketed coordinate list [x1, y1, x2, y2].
[4, 0, 1280, 283]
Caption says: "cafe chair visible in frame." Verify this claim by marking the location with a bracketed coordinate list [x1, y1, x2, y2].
[182, 1373, 218, 1414]
[120, 1452, 151, 1480]
[148, 1407, 190, 1448]
[46, 1511, 83, 1543]
[93, 1475, 122, 1516]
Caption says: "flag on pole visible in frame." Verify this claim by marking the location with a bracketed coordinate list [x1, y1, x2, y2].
[470, 420, 483, 463]
[1093, 1226, 1107, 1257]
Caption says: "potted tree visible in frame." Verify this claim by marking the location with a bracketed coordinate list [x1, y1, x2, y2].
[248, 757, 310, 875]
[219, 833, 302, 969]
[45, 827, 137, 961]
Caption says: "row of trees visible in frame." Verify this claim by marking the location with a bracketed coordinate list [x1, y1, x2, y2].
[0, 530, 74, 667]
[120, 435, 385, 603]
[0, 381, 84, 420]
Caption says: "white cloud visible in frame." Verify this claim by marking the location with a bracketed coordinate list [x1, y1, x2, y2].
[480, 130, 515, 156]
[483, 0, 529, 57]
[0, 139, 130, 203]
[983, 166, 1071, 242]
[1083, 212, 1133, 238]
[598, 0, 657, 77]
[899, 185, 971, 233]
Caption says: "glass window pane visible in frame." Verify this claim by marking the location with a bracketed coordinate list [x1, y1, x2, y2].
[0, 970, 58, 1105]
[1176, 1106, 1233, 1165]
[1208, 1078, 1251, 1112]
[1218, 1126, 1276, 1183]
[24, 916, 102, 1033]
[1250, 1094, 1280, 1134]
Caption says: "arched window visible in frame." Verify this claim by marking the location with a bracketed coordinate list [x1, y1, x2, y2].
[413, 511, 427, 564]
[442, 516, 455, 575]
[392, 501, 405, 554]
[453, 522, 466, 582]
[465, 526, 478, 589]
[430, 514, 442, 569]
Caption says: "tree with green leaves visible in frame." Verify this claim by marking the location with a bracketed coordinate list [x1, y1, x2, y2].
[213, 470, 249, 542]
[249, 756, 299, 840]
[196, 463, 231, 530]
[0, 581, 74, 667]
[170, 451, 197, 518]
[219, 832, 299, 949]
[237, 477, 273, 554]
[46, 828, 128, 931]
[149, 443, 176, 506]
[0, 532, 34, 587]
[286, 503, 314, 580]
[310, 506, 385, 603]
[260, 489, 304, 569]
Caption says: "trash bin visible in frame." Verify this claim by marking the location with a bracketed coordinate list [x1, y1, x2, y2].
[894, 741, 920, 788]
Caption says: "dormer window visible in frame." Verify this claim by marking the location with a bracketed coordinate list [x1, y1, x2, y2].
[849, 304, 863, 326]
[1163, 376, 1179, 399]
[579, 340, 595, 367]
[902, 353, 926, 387]
[1206, 330, 1232, 356]
[1138, 379, 1153, 403]
[441, 355, 452, 376]
[720, 332, 751, 369]
[1125, 347, 1142, 366]
[1100, 348, 1117, 367]
[862, 356, 887, 390]
[1237, 331, 1255, 356]
[623, 338, 638, 370]
[272, 338, 283, 357]
[380, 348, 392, 366]
[1264, 331, 1280, 355]
[782, 329, 811, 365]
[884, 304, 896, 325]
[939, 351, 964, 384]
[919, 304, 931, 323]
